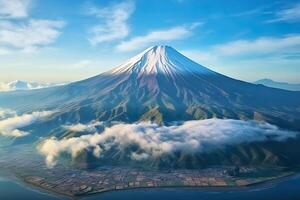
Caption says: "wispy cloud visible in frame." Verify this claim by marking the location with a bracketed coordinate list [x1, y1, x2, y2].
[212, 34, 300, 56]
[73, 60, 94, 68]
[116, 23, 202, 52]
[0, 19, 65, 53]
[0, 0, 31, 19]
[183, 34, 300, 63]
[182, 34, 300, 82]
[38, 119, 297, 168]
[233, 7, 270, 18]
[232, 3, 300, 24]
[88, 1, 135, 45]
[0, 108, 16, 120]
[0, 110, 54, 138]
[63, 121, 102, 132]
[0, 0, 65, 55]
[266, 3, 300, 23]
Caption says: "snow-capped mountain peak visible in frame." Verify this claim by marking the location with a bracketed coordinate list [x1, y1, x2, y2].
[0, 45, 299, 131]
[108, 45, 214, 76]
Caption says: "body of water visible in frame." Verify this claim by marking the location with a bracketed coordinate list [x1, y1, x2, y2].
[0, 177, 66, 200]
[1, 174, 300, 200]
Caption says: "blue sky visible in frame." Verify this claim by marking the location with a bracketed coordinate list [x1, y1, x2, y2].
[0, 0, 299, 83]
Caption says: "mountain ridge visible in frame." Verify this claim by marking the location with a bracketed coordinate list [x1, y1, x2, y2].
[255, 79, 300, 91]
[0, 80, 66, 92]
[1, 45, 300, 169]
[0, 45, 299, 131]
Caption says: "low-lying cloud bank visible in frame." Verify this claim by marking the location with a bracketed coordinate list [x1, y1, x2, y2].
[0, 110, 53, 137]
[0, 108, 16, 120]
[38, 119, 298, 168]
[63, 121, 102, 132]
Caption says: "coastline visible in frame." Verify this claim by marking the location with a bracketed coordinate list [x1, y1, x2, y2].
[5, 171, 296, 199]
[83, 172, 297, 198]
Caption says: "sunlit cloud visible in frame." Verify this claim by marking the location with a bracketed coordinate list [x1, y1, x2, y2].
[38, 119, 297, 168]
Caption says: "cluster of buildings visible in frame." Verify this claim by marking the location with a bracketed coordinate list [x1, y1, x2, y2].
[0, 147, 292, 197]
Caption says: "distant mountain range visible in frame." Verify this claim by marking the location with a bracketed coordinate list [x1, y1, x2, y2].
[254, 79, 300, 91]
[0, 80, 66, 92]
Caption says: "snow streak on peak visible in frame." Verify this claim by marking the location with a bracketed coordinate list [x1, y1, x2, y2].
[108, 45, 214, 76]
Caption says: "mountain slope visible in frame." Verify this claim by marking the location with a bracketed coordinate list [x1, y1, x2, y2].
[255, 79, 300, 91]
[0, 45, 300, 131]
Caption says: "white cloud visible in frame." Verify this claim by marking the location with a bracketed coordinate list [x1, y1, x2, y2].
[0, 19, 65, 53]
[0, 110, 54, 137]
[0, 0, 31, 19]
[212, 34, 300, 56]
[88, 1, 135, 45]
[63, 121, 102, 132]
[0, 0, 65, 55]
[116, 24, 200, 52]
[131, 152, 149, 161]
[266, 3, 300, 23]
[182, 35, 300, 82]
[181, 49, 218, 65]
[0, 108, 16, 120]
[73, 60, 93, 68]
[38, 119, 297, 168]
[234, 3, 300, 23]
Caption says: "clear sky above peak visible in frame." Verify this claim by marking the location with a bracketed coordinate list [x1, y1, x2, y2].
[0, 0, 299, 83]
